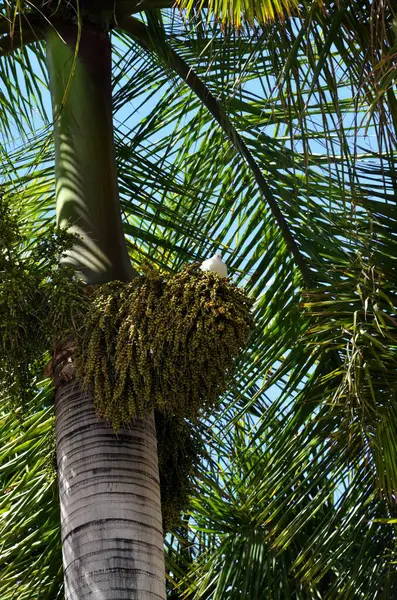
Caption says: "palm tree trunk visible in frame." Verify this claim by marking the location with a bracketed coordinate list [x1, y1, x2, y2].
[55, 382, 165, 600]
[46, 23, 166, 599]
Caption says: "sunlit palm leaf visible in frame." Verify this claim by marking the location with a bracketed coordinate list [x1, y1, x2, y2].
[177, 0, 301, 28]
[0, 383, 63, 600]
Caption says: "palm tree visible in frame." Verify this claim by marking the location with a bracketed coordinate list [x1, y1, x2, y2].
[0, 2, 300, 598]
[1, 0, 397, 598]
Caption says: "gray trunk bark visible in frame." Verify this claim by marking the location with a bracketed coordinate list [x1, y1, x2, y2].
[55, 381, 166, 599]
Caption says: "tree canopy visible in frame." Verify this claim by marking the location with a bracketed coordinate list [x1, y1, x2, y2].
[1, 1, 397, 598]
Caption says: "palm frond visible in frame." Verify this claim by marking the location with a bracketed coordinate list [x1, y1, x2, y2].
[0, 383, 63, 600]
[176, 0, 302, 28]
